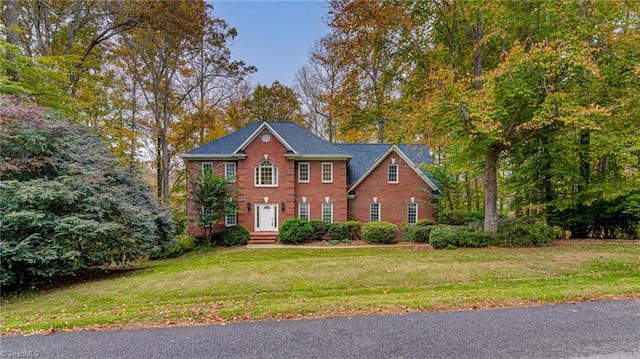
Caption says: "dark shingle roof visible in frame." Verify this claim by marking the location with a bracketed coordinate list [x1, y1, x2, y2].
[185, 122, 350, 157]
[185, 122, 262, 155]
[336, 143, 434, 187]
[335, 144, 391, 186]
[267, 122, 350, 156]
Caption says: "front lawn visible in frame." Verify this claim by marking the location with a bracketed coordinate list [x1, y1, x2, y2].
[1, 241, 638, 335]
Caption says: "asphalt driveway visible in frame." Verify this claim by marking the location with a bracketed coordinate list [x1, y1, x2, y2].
[1, 300, 638, 358]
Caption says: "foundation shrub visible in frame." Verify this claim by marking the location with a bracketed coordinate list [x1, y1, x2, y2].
[362, 222, 398, 244]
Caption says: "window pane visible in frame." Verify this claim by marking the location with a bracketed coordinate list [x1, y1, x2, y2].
[408, 203, 417, 224]
[322, 203, 333, 223]
[388, 164, 398, 183]
[370, 203, 380, 222]
[298, 162, 309, 182]
[299, 202, 309, 220]
[322, 163, 332, 182]
[202, 162, 213, 174]
[225, 163, 236, 182]
[226, 212, 237, 226]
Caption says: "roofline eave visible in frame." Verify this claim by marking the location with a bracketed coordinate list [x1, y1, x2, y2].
[180, 153, 247, 160]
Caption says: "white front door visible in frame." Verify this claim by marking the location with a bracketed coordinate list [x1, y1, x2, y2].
[256, 204, 277, 231]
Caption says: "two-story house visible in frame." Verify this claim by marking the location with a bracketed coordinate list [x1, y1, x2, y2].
[181, 122, 440, 243]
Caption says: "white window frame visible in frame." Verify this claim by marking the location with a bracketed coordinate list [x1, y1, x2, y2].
[322, 203, 333, 223]
[224, 162, 237, 182]
[388, 164, 398, 183]
[370, 203, 380, 222]
[407, 203, 418, 224]
[254, 160, 278, 187]
[321, 162, 333, 183]
[225, 211, 237, 227]
[298, 202, 310, 220]
[298, 162, 309, 183]
[201, 162, 213, 175]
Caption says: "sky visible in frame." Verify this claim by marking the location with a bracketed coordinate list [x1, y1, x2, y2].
[212, 1, 331, 88]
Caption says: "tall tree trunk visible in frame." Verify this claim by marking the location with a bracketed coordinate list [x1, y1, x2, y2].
[3, 0, 20, 82]
[484, 144, 501, 234]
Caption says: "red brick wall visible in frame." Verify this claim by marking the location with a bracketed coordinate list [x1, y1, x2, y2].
[294, 161, 348, 222]
[238, 129, 295, 232]
[347, 151, 437, 228]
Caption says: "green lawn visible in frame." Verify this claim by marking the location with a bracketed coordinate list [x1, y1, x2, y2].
[2, 241, 639, 335]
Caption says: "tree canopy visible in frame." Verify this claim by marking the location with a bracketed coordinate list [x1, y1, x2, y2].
[0, 95, 173, 291]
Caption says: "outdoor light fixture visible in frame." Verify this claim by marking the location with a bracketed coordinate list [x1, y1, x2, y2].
[281, 202, 285, 211]
[246, 202, 251, 212]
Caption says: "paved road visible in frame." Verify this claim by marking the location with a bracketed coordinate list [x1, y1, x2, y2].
[2, 300, 638, 359]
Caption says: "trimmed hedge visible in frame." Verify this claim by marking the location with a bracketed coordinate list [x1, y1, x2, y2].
[362, 222, 398, 244]
[406, 226, 433, 242]
[416, 219, 436, 227]
[280, 218, 313, 244]
[344, 220, 361, 240]
[328, 222, 350, 242]
[309, 220, 329, 240]
[429, 226, 494, 249]
[222, 225, 250, 246]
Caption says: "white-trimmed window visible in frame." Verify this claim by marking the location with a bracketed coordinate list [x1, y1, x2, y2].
[322, 203, 333, 223]
[298, 162, 309, 183]
[255, 160, 278, 186]
[201, 162, 213, 175]
[225, 162, 237, 182]
[407, 203, 418, 224]
[370, 203, 380, 222]
[225, 212, 237, 226]
[388, 164, 398, 183]
[298, 202, 310, 220]
[322, 162, 333, 183]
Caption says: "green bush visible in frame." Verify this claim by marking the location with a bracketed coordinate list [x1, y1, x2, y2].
[0, 110, 173, 293]
[429, 226, 494, 249]
[416, 219, 436, 227]
[309, 220, 329, 240]
[280, 218, 313, 244]
[164, 234, 196, 257]
[362, 222, 398, 244]
[345, 220, 361, 240]
[406, 226, 433, 242]
[438, 209, 483, 225]
[328, 222, 350, 242]
[497, 219, 555, 246]
[222, 225, 250, 246]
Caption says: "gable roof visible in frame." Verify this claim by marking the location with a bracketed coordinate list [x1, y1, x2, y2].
[336, 143, 439, 193]
[182, 122, 351, 160]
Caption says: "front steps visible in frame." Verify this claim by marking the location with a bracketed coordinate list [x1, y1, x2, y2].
[248, 232, 279, 245]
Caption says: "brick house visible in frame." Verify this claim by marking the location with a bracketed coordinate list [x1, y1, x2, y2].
[181, 122, 440, 243]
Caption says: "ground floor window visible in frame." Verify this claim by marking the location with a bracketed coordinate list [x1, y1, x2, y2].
[225, 212, 237, 226]
[370, 203, 380, 222]
[407, 203, 417, 224]
[322, 203, 333, 223]
[299, 202, 310, 220]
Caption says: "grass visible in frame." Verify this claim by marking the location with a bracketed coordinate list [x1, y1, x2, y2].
[1, 240, 639, 335]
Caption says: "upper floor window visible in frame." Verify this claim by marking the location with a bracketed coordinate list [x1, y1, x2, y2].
[322, 162, 333, 183]
[298, 202, 310, 220]
[298, 162, 309, 183]
[388, 164, 398, 183]
[322, 203, 333, 223]
[225, 162, 237, 182]
[407, 203, 417, 224]
[255, 160, 278, 186]
[201, 162, 213, 175]
[370, 203, 380, 222]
